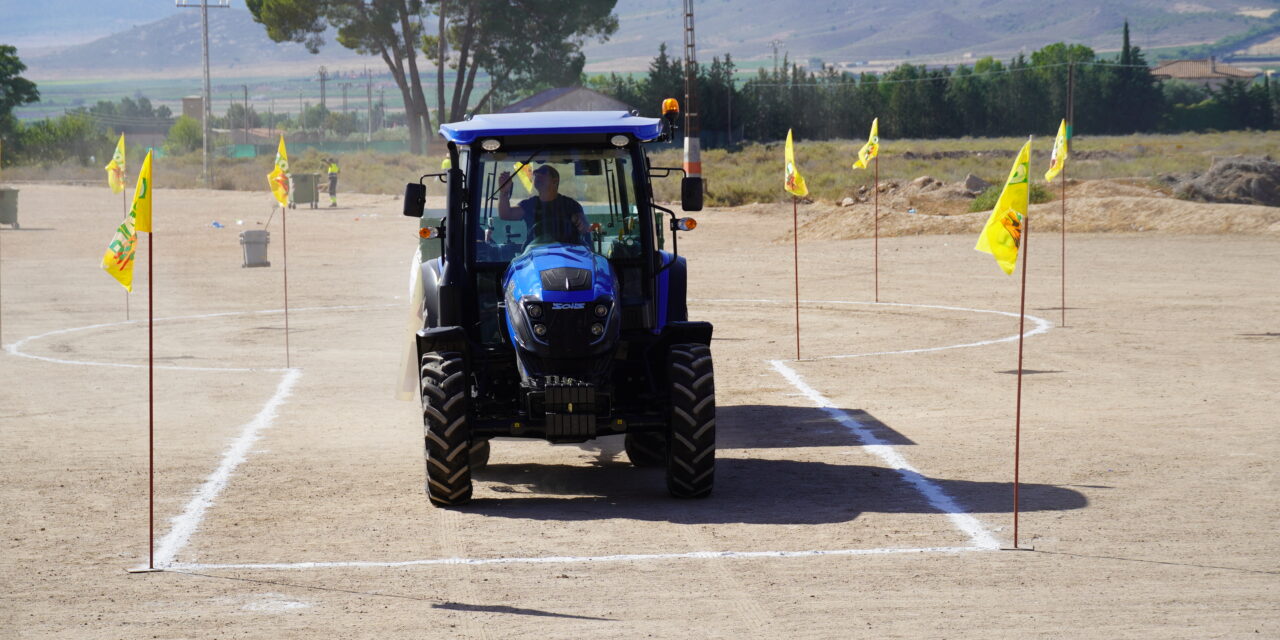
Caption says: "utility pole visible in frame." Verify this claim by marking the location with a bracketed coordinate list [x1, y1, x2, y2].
[366, 68, 373, 142]
[318, 66, 329, 110]
[176, 0, 230, 189]
[770, 39, 784, 75]
[242, 84, 249, 145]
[682, 0, 701, 182]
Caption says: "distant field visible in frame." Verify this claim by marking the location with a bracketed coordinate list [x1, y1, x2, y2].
[3, 131, 1274, 207]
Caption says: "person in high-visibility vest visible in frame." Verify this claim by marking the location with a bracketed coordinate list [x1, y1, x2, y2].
[327, 157, 340, 207]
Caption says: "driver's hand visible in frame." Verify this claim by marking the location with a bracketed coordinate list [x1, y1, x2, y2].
[498, 171, 513, 197]
[573, 213, 589, 233]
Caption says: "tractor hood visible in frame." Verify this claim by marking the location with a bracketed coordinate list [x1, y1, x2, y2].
[503, 243, 620, 376]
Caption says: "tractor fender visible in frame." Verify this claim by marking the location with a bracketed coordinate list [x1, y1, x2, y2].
[419, 255, 444, 328]
[655, 251, 689, 330]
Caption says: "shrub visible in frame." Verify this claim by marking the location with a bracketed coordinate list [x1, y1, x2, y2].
[166, 115, 203, 154]
[969, 182, 1054, 212]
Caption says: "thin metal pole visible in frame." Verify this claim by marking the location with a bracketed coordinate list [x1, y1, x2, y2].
[282, 206, 290, 368]
[147, 230, 155, 569]
[874, 153, 879, 303]
[201, 0, 211, 189]
[124, 186, 130, 320]
[1013, 213, 1029, 549]
[793, 196, 800, 360]
[1060, 161, 1066, 327]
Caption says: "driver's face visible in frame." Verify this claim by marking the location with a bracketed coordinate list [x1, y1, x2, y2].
[533, 170, 556, 194]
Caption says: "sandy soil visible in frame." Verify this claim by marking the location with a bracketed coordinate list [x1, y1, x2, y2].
[1, 183, 1277, 638]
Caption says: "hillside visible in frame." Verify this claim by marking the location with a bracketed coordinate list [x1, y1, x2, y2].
[5, 0, 1276, 80]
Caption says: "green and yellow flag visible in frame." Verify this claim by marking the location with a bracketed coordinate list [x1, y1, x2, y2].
[102, 150, 153, 291]
[852, 118, 879, 170]
[1044, 119, 1069, 182]
[975, 139, 1031, 275]
[514, 161, 535, 193]
[784, 129, 808, 197]
[105, 133, 126, 194]
[267, 135, 290, 207]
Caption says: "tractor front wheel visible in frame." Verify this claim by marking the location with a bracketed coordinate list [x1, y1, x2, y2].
[666, 344, 715, 498]
[421, 351, 473, 506]
[625, 431, 667, 467]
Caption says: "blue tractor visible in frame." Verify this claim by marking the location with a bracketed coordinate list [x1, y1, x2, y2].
[402, 108, 714, 506]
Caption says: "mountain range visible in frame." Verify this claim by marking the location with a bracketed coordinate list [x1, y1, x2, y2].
[2, 0, 1276, 80]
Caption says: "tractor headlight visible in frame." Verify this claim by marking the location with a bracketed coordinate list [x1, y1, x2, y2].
[533, 323, 547, 337]
[593, 303, 609, 317]
[525, 302, 543, 318]
[589, 323, 604, 336]
[480, 138, 501, 151]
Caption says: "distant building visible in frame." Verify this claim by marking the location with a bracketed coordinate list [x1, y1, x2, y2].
[182, 96, 203, 120]
[1151, 58, 1258, 89]
[499, 87, 635, 114]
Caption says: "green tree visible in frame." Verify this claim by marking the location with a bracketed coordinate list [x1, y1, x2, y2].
[0, 44, 41, 153]
[247, 0, 435, 154]
[166, 115, 203, 154]
[425, 0, 619, 120]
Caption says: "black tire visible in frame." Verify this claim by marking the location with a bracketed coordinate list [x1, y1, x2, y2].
[624, 431, 667, 467]
[470, 438, 491, 471]
[420, 351, 472, 506]
[666, 343, 715, 498]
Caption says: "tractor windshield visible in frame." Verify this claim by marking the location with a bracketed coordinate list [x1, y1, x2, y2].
[474, 147, 644, 264]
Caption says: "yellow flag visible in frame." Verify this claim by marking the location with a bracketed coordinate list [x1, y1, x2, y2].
[784, 129, 808, 197]
[512, 160, 532, 192]
[975, 140, 1031, 275]
[852, 118, 879, 170]
[101, 150, 154, 290]
[1044, 119, 1069, 182]
[267, 135, 290, 207]
[105, 133, 126, 193]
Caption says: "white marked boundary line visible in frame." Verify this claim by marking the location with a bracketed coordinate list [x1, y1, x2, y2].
[770, 360, 1001, 550]
[3, 303, 396, 372]
[169, 546, 979, 571]
[9, 299, 1031, 570]
[148, 368, 303, 569]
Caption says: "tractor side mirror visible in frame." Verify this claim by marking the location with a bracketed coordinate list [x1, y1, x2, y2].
[403, 182, 426, 218]
[681, 176, 703, 212]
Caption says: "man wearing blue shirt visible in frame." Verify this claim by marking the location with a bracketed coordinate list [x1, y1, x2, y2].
[497, 165, 589, 244]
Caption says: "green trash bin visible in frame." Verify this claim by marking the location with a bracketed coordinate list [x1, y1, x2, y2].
[291, 173, 320, 209]
[0, 188, 17, 229]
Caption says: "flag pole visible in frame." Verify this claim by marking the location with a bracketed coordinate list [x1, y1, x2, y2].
[147, 229, 155, 570]
[873, 153, 880, 303]
[792, 195, 800, 360]
[124, 182, 130, 321]
[282, 205, 291, 368]
[1062, 64, 1074, 327]
[1012, 142, 1032, 550]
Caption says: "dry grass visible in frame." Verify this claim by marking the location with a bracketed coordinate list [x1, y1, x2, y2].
[2, 131, 1273, 207]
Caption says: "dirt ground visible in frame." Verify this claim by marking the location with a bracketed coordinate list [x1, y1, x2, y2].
[1, 183, 1277, 638]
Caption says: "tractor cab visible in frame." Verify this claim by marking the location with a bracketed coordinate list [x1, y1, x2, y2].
[403, 109, 715, 506]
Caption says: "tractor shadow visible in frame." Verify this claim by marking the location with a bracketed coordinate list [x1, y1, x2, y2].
[466, 404, 1087, 525]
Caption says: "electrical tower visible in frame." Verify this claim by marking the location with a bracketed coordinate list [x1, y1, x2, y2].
[176, 0, 230, 189]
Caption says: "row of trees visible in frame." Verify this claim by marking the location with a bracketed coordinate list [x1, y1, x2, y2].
[592, 26, 1279, 145]
[246, 0, 619, 154]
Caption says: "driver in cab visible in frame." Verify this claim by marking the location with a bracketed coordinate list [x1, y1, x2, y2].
[497, 165, 590, 245]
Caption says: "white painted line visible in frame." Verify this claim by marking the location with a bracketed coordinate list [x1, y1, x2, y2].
[694, 298, 1053, 361]
[770, 359, 1001, 550]
[4, 303, 396, 372]
[168, 545, 985, 571]
[149, 368, 303, 569]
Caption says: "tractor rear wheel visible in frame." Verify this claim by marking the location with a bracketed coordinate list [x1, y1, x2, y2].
[624, 431, 667, 467]
[470, 438, 491, 471]
[420, 351, 473, 506]
[666, 344, 715, 498]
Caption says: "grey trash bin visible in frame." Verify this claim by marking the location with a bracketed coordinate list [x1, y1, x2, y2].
[239, 230, 271, 267]
[0, 188, 18, 229]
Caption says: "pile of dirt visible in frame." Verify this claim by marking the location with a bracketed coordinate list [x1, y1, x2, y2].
[1175, 155, 1280, 207]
